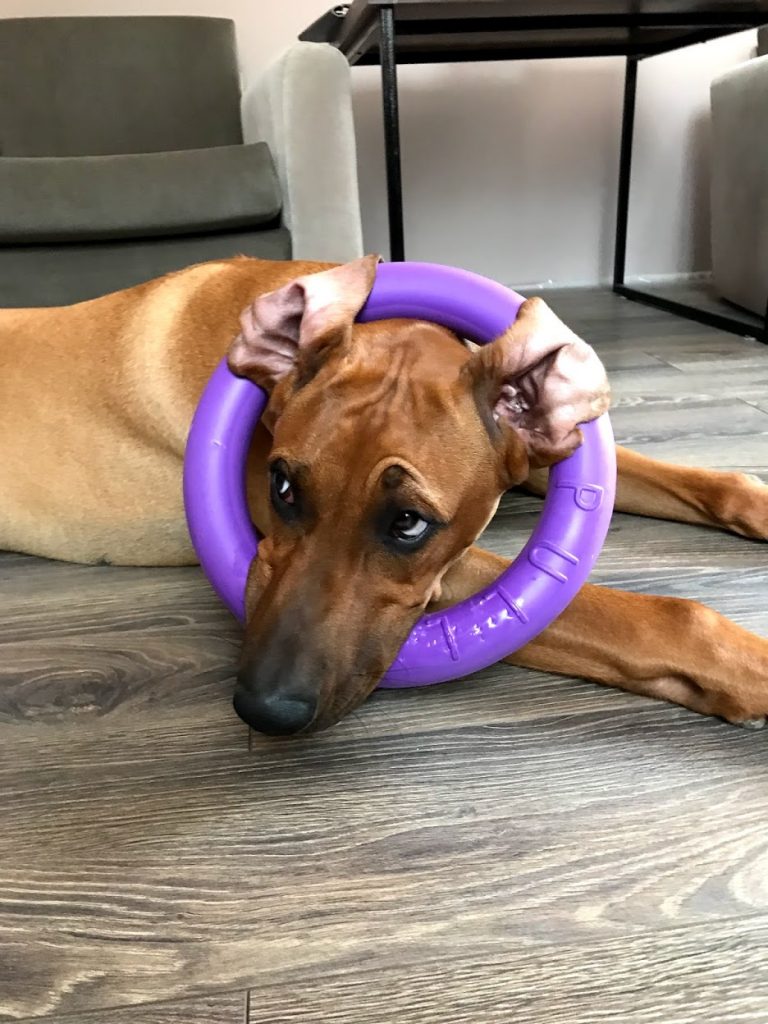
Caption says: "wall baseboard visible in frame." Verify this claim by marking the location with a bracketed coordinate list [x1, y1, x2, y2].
[628, 270, 713, 286]
[506, 270, 713, 291]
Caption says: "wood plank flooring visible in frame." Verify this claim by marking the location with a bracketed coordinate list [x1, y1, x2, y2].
[1, 289, 767, 1023]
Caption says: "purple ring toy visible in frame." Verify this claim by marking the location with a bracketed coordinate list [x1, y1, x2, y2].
[184, 262, 616, 688]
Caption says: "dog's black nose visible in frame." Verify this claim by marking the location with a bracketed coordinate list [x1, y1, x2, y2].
[233, 685, 317, 736]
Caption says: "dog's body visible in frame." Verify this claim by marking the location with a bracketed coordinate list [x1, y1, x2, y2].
[2, 255, 767, 734]
[0, 258, 296, 566]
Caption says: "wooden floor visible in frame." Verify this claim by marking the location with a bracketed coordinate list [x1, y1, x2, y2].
[1, 289, 767, 1023]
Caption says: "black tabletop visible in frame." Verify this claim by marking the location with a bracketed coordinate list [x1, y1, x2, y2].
[301, 0, 768, 64]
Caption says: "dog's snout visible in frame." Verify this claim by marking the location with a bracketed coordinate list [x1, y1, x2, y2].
[233, 677, 317, 736]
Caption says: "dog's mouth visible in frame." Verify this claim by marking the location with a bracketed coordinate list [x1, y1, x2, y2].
[233, 603, 395, 736]
[236, 554, 428, 736]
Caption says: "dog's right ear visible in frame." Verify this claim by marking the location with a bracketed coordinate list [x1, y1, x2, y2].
[228, 256, 380, 391]
[463, 296, 610, 472]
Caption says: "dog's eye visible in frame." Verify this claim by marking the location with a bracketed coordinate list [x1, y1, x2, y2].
[389, 510, 430, 542]
[271, 467, 296, 507]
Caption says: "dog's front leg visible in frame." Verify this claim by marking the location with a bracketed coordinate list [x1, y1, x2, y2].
[435, 546, 768, 727]
[525, 446, 768, 540]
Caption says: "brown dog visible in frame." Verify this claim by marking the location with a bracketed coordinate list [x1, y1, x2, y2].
[1, 255, 766, 735]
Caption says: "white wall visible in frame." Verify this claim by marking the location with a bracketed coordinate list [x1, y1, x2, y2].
[2, 1, 757, 286]
[353, 31, 755, 286]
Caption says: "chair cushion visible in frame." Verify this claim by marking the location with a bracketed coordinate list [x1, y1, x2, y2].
[0, 228, 292, 308]
[0, 143, 282, 243]
[0, 17, 243, 157]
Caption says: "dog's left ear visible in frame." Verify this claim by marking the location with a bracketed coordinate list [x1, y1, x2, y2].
[464, 297, 610, 469]
[228, 255, 380, 390]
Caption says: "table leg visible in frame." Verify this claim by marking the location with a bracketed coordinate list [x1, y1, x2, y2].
[378, 4, 405, 261]
[611, 53, 764, 343]
[613, 57, 638, 287]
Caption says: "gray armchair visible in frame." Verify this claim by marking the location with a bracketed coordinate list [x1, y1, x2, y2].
[0, 17, 363, 307]
[710, 29, 768, 318]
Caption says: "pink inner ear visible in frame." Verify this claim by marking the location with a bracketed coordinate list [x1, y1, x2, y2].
[227, 255, 380, 390]
[227, 283, 303, 387]
[490, 298, 610, 462]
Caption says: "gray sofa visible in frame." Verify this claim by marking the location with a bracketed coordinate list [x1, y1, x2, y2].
[0, 17, 363, 307]
[710, 28, 768, 317]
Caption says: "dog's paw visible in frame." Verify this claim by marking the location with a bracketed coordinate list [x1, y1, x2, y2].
[717, 472, 768, 541]
[734, 717, 767, 731]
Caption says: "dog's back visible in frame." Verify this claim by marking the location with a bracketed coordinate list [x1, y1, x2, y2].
[0, 256, 326, 565]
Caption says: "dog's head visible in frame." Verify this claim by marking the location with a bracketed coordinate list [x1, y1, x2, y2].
[227, 256, 609, 735]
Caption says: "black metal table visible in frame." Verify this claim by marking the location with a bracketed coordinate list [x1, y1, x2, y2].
[301, 0, 768, 342]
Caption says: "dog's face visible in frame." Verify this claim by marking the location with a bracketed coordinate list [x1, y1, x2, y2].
[227, 257, 609, 736]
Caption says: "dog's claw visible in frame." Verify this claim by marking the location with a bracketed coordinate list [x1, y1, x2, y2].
[735, 717, 766, 730]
